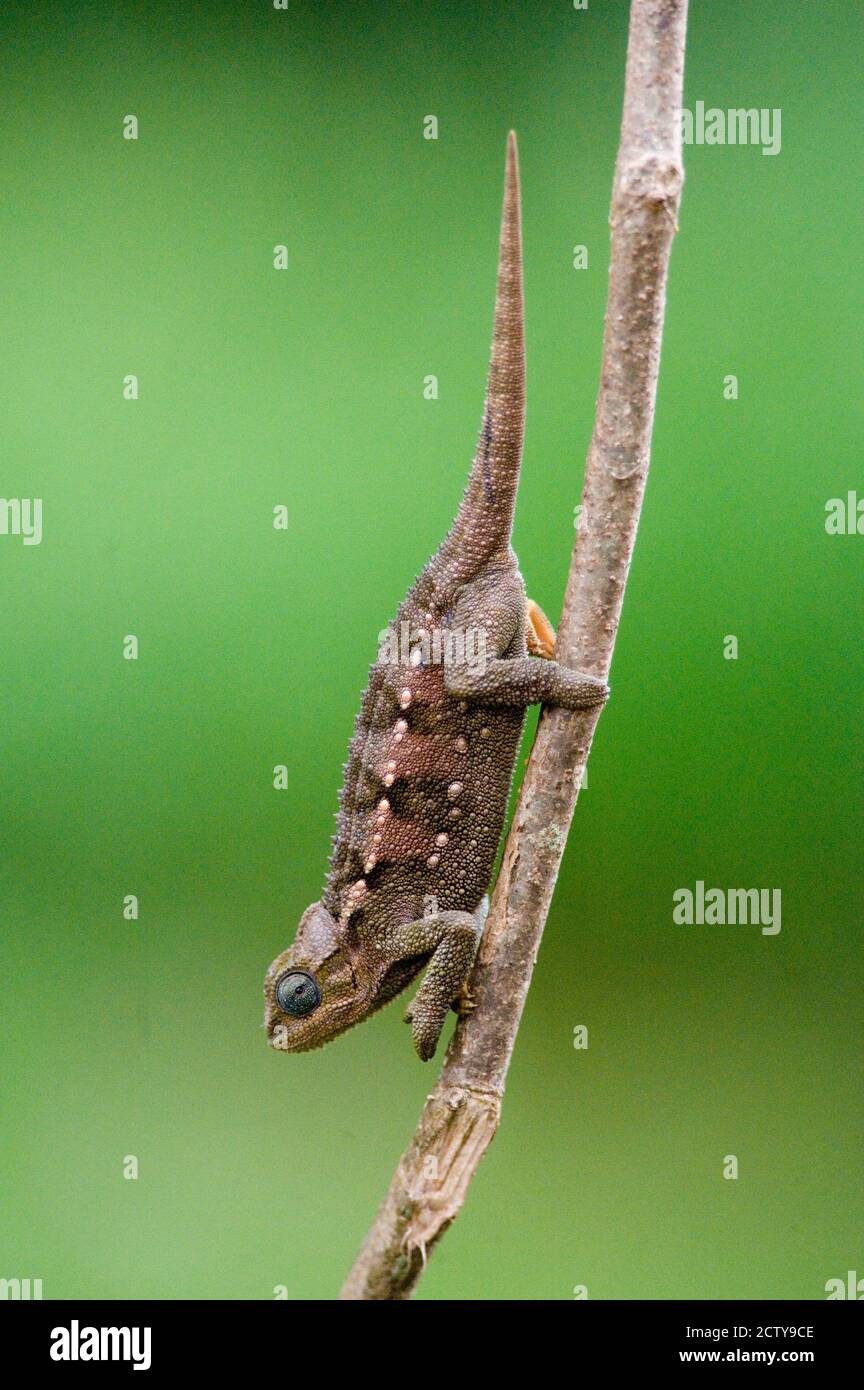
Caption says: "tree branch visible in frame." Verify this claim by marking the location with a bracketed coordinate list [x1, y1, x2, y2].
[340, 0, 688, 1301]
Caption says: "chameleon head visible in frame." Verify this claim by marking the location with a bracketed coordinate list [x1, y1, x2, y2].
[264, 901, 366, 1052]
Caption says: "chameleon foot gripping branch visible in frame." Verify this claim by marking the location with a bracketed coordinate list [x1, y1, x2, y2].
[263, 133, 607, 1061]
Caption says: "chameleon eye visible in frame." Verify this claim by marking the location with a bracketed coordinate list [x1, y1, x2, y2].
[275, 971, 321, 1018]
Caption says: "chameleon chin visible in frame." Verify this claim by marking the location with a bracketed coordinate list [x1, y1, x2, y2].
[264, 132, 608, 1062]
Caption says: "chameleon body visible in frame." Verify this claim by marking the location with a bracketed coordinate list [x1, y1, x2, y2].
[264, 133, 607, 1061]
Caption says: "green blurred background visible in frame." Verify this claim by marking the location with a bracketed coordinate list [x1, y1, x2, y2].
[1, 0, 861, 1301]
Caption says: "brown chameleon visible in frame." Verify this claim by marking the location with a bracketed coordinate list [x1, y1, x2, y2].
[264, 132, 607, 1061]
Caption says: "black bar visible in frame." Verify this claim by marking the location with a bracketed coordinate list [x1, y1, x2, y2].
[3, 1299, 859, 1373]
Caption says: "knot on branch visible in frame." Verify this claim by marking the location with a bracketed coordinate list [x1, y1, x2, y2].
[599, 438, 649, 481]
[615, 153, 683, 213]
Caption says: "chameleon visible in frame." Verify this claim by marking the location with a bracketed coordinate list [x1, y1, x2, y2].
[264, 132, 608, 1061]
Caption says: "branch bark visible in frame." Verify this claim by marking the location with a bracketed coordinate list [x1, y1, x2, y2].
[340, 0, 688, 1301]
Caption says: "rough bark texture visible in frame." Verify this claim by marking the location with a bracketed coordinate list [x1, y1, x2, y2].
[340, 0, 688, 1301]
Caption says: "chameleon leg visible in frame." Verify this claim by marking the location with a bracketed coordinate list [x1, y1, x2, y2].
[445, 573, 608, 711]
[386, 905, 486, 1060]
[446, 653, 608, 710]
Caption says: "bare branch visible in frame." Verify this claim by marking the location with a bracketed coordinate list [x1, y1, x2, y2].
[340, 0, 688, 1301]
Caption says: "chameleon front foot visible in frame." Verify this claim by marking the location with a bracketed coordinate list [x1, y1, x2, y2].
[395, 908, 484, 1060]
[405, 975, 476, 1060]
[403, 997, 449, 1063]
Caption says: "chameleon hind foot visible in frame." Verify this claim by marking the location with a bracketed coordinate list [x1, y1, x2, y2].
[526, 598, 556, 658]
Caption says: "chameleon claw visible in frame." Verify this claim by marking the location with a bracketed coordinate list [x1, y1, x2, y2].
[452, 982, 477, 1017]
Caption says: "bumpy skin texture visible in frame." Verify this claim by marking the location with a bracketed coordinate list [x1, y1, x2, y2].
[264, 134, 607, 1060]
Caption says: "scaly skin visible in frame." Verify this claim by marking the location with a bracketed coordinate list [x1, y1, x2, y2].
[264, 133, 607, 1060]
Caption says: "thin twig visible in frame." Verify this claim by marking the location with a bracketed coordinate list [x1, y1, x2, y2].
[340, 0, 688, 1301]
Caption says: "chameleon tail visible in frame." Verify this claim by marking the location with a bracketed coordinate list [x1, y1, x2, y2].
[437, 130, 525, 575]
